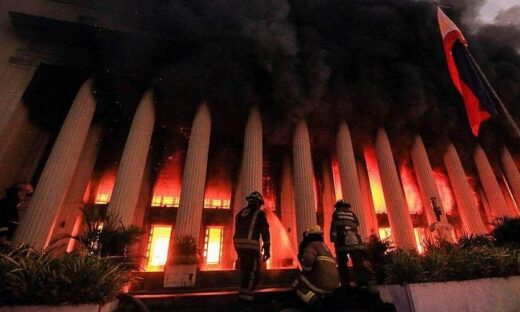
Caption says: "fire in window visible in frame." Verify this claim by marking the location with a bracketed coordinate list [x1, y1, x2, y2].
[145, 225, 172, 272]
[378, 227, 425, 253]
[95, 193, 110, 204]
[203, 198, 230, 209]
[151, 196, 180, 207]
[203, 226, 223, 268]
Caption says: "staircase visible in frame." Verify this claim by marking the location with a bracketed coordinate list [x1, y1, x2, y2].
[118, 270, 395, 311]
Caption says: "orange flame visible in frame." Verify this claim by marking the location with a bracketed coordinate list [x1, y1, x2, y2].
[399, 163, 423, 214]
[433, 170, 455, 214]
[145, 225, 172, 272]
[152, 152, 183, 207]
[263, 175, 277, 212]
[94, 170, 116, 204]
[331, 157, 343, 200]
[364, 146, 386, 213]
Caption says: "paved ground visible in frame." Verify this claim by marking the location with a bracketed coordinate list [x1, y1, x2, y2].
[117, 286, 395, 312]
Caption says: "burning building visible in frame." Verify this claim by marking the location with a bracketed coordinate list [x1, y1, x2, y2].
[1, 0, 520, 286]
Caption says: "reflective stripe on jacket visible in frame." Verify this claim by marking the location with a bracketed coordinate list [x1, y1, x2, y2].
[330, 207, 363, 250]
[295, 240, 339, 304]
[233, 206, 270, 252]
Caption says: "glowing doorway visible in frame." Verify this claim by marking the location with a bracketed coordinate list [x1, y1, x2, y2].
[203, 226, 224, 269]
[145, 225, 172, 272]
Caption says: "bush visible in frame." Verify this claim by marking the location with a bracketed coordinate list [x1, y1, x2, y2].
[364, 235, 392, 284]
[492, 217, 520, 249]
[0, 246, 136, 306]
[457, 234, 494, 249]
[384, 250, 425, 284]
[171, 236, 199, 265]
[381, 239, 520, 285]
[56, 206, 143, 267]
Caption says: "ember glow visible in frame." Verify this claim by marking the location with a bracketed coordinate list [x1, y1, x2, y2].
[433, 171, 455, 214]
[203, 187, 231, 209]
[94, 170, 116, 204]
[151, 151, 183, 207]
[364, 146, 386, 213]
[331, 157, 343, 200]
[263, 175, 277, 212]
[399, 164, 423, 214]
[379, 227, 425, 253]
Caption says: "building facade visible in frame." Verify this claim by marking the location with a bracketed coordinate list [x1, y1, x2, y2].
[1, 0, 520, 282]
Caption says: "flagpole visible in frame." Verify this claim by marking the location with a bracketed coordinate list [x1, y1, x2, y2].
[464, 47, 520, 140]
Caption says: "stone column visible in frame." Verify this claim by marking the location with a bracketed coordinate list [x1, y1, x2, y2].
[320, 159, 335, 249]
[51, 125, 102, 243]
[474, 145, 512, 218]
[357, 160, 379, 237]
[242, 106, 263, 197]
[411, 134, 449, 224]
[500, 181, 519, 217]
[443, 143, 487, 234]
[479, 188, 494, 224]
[281, 155, 297, 250]
[374, 128, 416, 249]
[13, 79, 96, 248]
[292, 120, 317, 241]
[173, 102, 211, 241]
[108, 91, 155, 226]
[501, 146, 520, 213]
[232, 167, 244, 216]
[336, 120, 369, 239]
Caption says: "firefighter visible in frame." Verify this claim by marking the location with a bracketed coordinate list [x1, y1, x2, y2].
[330, 199, 368, 287]
[0, 183, 33, 245]
[233, 191, 270, 305]
[294, 225, 339, 311]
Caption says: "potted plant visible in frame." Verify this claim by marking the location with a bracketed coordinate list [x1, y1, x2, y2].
[377, 229, 520, 312]
[163, 235, 200, 288]
[0, 245, 136, 312]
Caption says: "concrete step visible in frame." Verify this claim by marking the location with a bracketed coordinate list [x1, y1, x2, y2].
[131, 269, 299, 293]
[117, 286, 395, 312]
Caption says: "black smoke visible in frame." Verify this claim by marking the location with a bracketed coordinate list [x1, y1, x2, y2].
[84, 0, 520, 168]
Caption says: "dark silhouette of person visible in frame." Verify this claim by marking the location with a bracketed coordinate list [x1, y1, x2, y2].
[294, 225, 339, 311]
[0, 182, 33, 244]
[330, 199, 368, 287]
[233, 191, 270, 308]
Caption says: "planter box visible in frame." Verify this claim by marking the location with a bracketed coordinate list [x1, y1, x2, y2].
[378, 276, 520, 312]
[0, 300, 118, 312]
[163, 264, 197, 287]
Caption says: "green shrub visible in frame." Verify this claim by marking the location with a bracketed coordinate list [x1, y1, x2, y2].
[384, 250, 425, 284]
[55, 206, 143, 267]
[492, 217, 520, 249]
[0, 246, 137, 306]
[364, 235, 392, 284]
[381, 239, 520, 285]
[171, 235, 199, 265]
[457, 234, 494, 249]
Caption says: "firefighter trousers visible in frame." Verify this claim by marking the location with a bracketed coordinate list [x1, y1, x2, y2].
[237, 249, 261, 302]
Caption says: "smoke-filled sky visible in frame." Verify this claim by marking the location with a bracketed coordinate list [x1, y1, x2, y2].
[479, 0, 518, 23]
[80, 0, 520, 170]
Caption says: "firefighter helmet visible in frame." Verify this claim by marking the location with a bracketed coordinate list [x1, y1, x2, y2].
[246, 191, 264, 205]
[307, 225, 323, 235]
[334, 199, 351, 208]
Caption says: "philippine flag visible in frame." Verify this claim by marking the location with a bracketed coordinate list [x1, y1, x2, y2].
[437, 7, 497, 136]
